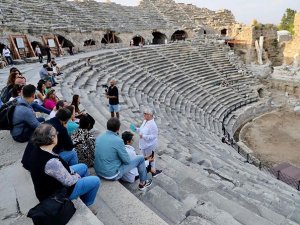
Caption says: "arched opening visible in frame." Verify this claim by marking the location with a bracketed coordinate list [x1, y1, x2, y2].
[258, 88, 265, 98]
[101, 31, 121, 44]
[84, 39, 96, 46]
[57, 35, 74, 48]
[31, 41, 47, 55]
[152, 31, 167, 45]
[221, 29, 227, 36]
[132, 36, 145, 46]
[0, 42, 6, 55]
[204, 30, 207, 35]
[171, 30, 187, 41]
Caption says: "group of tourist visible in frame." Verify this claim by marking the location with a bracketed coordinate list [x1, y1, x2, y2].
[0, 60, 162, 217]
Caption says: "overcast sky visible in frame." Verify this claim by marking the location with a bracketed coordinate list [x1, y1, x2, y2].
[96, 0, 300, 25]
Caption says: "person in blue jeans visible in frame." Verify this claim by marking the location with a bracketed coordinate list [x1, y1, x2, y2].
[29, 124, 100, 209]
[94, 117, 152, 190]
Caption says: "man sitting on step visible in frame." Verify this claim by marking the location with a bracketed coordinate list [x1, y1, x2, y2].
[94, 118, 152, 190]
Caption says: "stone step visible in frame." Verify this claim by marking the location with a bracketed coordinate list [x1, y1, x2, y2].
[0, 161, 103, 225]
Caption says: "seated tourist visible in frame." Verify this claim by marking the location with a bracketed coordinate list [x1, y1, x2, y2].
[71, 94, 85, 119]
[39, 64, 57, 86]
[71, 114, 96, 167]
[1, 70, 23, 103]
[30, 80, 51, 115]
[46, 108, 78, 165]
[121, 131, 152, 183]
[10, 84, 43, 142]
[94, 118, 152, 190]
[47, 100, 68, 120]
[29, 123, 100, 207]
[44, 89, 58, 110]
[66, 105, 79, 136]
[44, 79, 53, 94]
[49, 57, 63, 76]
[8, 84, 24, 101]
[34, 80, 46, 106]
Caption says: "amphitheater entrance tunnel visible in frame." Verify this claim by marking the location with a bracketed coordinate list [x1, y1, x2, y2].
[152, 31, 167, 45]
[101, 31, 121, 44]
[0, 42, 6, 56]
[221, 28, 228, 36]
[57, 35, 74, 48]
[132, 35, 144, 46]
[171, 30, 187, 41]
[31, 41, 47, 55]
[84, 39, 96, 46]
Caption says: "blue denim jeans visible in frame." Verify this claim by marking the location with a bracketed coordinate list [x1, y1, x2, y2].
[31, 102, 51, 114]
[69, 163, 101, 206]
[59, 149, 78, 166]
[114, 155, 148, 182]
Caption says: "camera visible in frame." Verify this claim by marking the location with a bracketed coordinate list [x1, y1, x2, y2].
[102, 84, 109, 92]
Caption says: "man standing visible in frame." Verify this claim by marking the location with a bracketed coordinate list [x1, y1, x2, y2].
[136, 108, 162, 177]
[45, 44, 51, 63]
[106, 79, 119, 118]
[94, 118, 152, 190]
[2, 46, 13, 66]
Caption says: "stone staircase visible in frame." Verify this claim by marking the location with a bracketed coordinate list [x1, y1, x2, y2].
[55, 43, 300, 224]
[1, 43, 300, 224]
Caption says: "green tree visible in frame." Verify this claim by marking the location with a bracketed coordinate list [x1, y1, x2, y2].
[279, 8, 296, 34]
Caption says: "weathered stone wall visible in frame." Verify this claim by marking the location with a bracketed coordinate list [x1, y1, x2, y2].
[268, 79, 300, 97]
[231, 25, 283, 66]
[283, 11, 300, 65]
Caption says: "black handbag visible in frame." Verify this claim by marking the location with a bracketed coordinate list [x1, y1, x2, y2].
[27, 188, 76, 225]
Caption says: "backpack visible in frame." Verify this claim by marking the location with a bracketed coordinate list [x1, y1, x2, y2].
[0, 99, 27, 130]
[27, 188, 76, 225]
[0, 85, 13, 103]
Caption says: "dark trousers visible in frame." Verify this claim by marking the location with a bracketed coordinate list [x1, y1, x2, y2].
[37, 53, 43, 63]
[5, 56, 13, 65]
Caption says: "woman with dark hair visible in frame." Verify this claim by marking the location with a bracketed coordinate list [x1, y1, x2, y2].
[35, 80, 46, 105]
[71, 115, 96, 167]
[29, 123, 101, 207]
[71, 94, 86, 118]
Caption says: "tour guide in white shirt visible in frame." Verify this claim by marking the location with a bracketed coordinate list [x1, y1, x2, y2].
[136, 107, 162, 177]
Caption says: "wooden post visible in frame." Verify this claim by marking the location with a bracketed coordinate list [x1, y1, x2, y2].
[9, 35, 20, 59]
[25, 35, 36, 57]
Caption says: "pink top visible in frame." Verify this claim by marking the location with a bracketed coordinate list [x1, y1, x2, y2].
[44, 99, 56, 110]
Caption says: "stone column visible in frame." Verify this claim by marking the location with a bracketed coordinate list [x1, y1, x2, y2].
[255, 36, 264, 65]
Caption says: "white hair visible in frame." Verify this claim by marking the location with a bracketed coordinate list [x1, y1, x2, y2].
[110, 78, 116, 83]
[143, 107, 155, 115]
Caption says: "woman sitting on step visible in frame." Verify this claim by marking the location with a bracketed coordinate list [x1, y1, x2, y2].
[29, 123, 101, 207]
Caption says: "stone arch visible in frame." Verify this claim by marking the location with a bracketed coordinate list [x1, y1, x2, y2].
[257, 88, 265, 98]
[152, 31, 167, 45]
[171, 30, 187, 41]
[31, 41, 47, 55]
[0, 42, 6, 55]
[56, 35, 74, 48]
[221, 28, 227, 36]
[132, 35, 145, 46]
[84, 39, 96, 46]
[101, 31, 121, 44]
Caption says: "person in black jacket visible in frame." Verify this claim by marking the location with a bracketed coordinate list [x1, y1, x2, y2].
[29, 123, 100, 207]
[46, 108, 78, 165]
[22, 108, 78, 169]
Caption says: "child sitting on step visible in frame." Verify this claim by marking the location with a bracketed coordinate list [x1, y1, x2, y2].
[121, 131, 152, 183]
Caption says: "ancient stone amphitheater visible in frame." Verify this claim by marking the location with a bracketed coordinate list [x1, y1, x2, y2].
[1, 1, 300, 225]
